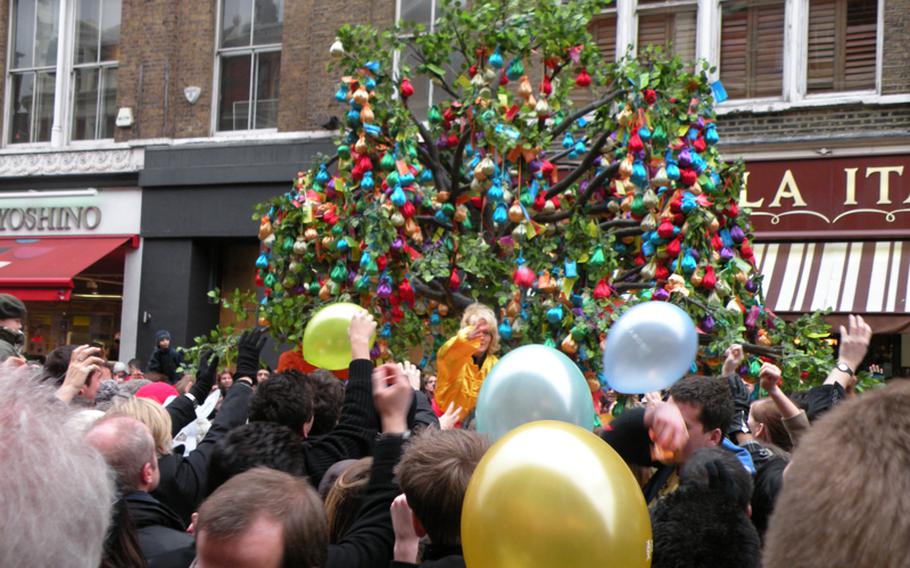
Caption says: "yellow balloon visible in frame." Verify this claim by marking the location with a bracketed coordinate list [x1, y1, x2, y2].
[302, 303, 369, 370]
[462, 421, 652, 568]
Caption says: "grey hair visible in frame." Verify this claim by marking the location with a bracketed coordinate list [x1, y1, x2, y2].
[86, 416, 156, 492]
[0, 377, 115, 568]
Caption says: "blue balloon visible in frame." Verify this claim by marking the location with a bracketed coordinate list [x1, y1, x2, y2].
[602, 302, 698, 394]
[476, 345, 595, 441]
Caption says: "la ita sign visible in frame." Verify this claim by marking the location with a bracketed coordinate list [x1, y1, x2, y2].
[740, 154, 908, 238]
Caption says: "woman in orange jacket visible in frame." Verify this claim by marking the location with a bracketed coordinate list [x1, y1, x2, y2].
[434, 303, 500, 423]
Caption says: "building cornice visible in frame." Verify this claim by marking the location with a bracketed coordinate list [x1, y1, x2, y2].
[0, 147, 145, 178]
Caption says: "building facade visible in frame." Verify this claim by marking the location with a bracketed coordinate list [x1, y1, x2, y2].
[0, 0, 906, 370]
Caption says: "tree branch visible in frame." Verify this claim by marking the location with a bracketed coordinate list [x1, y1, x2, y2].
[412, 277, 474, 309]
[449, 127, 473, 200]
[548, 88, 620, 140]
[415, 214, 452, 229]
[408, 108, 451, 193]
[544, 129, 611, 199]
[696, 334, 782, 359]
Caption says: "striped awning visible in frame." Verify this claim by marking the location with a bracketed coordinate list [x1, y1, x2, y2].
[754, 241, 910, 314]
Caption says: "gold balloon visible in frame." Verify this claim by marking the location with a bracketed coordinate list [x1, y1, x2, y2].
[462, 421, 652, 568]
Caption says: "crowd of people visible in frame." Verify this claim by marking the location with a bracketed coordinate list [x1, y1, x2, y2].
[0, 290, 906, 568]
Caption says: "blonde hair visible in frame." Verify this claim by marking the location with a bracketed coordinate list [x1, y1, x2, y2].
[108, 397, 174, 456]
[460, 303, 500, 353]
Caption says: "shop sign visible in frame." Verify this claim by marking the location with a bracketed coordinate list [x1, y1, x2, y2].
[741, 154, 909, 238]
[0, 206, 102, 232]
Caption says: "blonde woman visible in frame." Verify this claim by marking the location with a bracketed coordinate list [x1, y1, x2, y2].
[435, 303, 500, 422]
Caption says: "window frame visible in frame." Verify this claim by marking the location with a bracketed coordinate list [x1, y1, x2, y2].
[211, 0, 283, 135]
[70, 0, 120, 142]
[593, 0, 900, 114]
[3, 0, 122, 148]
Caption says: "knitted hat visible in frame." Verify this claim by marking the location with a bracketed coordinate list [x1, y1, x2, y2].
[155, 330, 171, 343]
[136, 382, 179, 405]
[0, 294, 26, 319]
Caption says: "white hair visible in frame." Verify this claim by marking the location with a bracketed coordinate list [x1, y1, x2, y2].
[0, 377, 115, 568]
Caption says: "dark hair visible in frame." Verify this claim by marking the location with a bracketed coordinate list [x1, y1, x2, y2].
[669, 375, 735, 434]
[207, 422, 309, 495]
[306, 370, 344, 437]
[197, 467, 327, 568]
[396, 429, 490, 546]
[324, 458, 372, 544]
[249, 373, 314, 435]
[651, 482, 761, 568]
[127, 359, 143, 372]
[100, 497, 147, 568]
[40, 344, 78, 386]
[680, 448, 753, 511]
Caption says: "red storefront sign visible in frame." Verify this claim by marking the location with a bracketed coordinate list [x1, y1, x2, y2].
[741, 154, 909, 239]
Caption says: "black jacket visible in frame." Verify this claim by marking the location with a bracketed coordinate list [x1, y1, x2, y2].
[391, 544, 466, 568]
[148, 348, 182, 384]
[302, 359, 380, 487]
[126, 491, 194, 567]
[326, 434, 404, 567]
[152, 381, 254, 525]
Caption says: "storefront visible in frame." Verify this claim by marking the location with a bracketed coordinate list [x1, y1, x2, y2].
[0, 186, 142, 361]
[742, 152, 910, 376]
[136, 139, 332, 365]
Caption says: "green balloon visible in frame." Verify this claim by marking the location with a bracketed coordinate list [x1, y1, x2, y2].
[303, 303, 374, 370]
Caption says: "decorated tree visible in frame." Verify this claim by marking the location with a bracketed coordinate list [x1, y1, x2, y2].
[249, 0, 838, 392]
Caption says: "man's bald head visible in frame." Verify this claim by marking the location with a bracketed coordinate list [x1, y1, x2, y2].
[86, 416, 158, 492]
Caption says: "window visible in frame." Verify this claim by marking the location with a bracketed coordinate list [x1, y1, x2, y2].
[6, 0, 121, 145]
[719, 0, 785, 99]
[216, 0, 283, 132]
[636, 0, 697, 63]
[72, 0, 120, 140]
[8, 0, 59, 144]
[807, 0, 877, 93]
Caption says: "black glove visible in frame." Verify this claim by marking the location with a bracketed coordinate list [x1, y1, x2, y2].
[189, 348, 218, 402]
[726, 374, 751, 438]
[235, 328, 268, 384]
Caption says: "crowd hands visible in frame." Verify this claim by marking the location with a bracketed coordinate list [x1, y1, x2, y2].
[1, 308, 905, 568]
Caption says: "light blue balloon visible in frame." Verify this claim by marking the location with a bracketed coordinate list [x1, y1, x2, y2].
[602, 302, 697, 394]
[476, 345, 595, 441]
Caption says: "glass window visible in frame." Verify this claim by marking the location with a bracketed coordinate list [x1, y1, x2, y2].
[636, 4, 697, 63]
[216, 0, 283, 131]
[720, 0, 785, 99]
[71, 0, 121, 140]
[8, 0, 60, 143]
[807, 0, 876, 93]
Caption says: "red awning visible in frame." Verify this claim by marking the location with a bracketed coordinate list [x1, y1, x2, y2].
[0, 236, 137, 301]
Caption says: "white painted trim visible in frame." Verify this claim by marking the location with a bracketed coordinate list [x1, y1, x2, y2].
[119, 237, 142, 363]
[874, 0, 885, 94]
[50, 0, 68, 146]
[719, 144, 910, 161]
[616, 0, 635, 59]
[717, 93, 910, 114]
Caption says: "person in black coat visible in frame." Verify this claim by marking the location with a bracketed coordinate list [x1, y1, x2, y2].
[147, 330, 182, 384]
[86, 415, 194, 567]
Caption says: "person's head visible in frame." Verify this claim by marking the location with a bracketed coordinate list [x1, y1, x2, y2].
[0, 377, 114, 568]
[195, 467, 328, 568]
[324, 457, 372, 544]
[207, 422, 309, 495]
[41, 344, 104, 401]
[668, 376, 734, 462]
[250, 373, 315, 437]
[127, 358, 143, 374]
[460, 303, 499, 355]
[396, 429, 490, 546]
[0, 293, 26, 332]
[155, 330, 171, 350]
[109, 395, 174, 456]
[680, 447, 753, 513]
[112, 361, 129, 381]
[257, 368, 271, 383]
[306, 370, 344, 437]
[764, 380, 910, 567]
[120, 378, 151, 397]
[94, 379, 128, 412]
[748, 397, 793, 451]
[421, 373, 437, 397]
[218, 371, 234, 393]
[86, 415, 159, 493]
[175, 373, 196, 395]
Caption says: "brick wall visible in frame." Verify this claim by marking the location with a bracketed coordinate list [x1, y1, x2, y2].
[277, 0, 395, 132]
[717, 103, 910, 146]
[882, 0, 910, 94]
